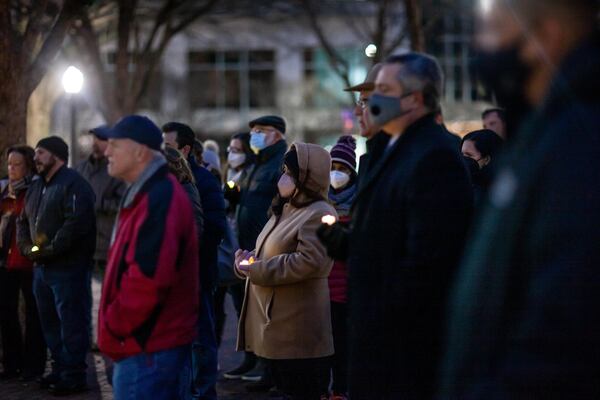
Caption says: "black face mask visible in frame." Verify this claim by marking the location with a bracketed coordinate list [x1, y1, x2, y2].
[472, 39, 533, 137]
[462, 156, 481, 181]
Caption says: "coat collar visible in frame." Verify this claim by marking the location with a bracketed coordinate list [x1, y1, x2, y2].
[257, 140, 287, 164]
[354, 113, 437, 204]
[122, 155, 167, 208]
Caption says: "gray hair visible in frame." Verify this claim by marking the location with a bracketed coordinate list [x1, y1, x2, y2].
[384, 52, 444, 113]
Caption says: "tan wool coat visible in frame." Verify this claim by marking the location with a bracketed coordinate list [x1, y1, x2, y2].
[236, 142, 337, 360]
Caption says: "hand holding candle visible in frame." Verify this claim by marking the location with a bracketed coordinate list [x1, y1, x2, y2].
[235, 249, 255, 275]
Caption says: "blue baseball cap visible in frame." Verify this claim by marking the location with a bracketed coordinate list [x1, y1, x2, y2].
[89, 125, 110, 140]
[105, 115, 162, 151]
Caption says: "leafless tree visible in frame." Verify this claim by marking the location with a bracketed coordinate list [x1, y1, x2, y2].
[300, 0, 447, 97]
[0, 0, 85, 149]
[71, 0, 218, 124]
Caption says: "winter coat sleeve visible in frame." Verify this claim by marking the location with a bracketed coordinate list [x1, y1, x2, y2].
[248, 210, 334, 286]
[104, 183, 195, 339]
[44, 180, 96, 258]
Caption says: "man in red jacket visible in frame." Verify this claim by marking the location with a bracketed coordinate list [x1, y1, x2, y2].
[98, 115, 200, 399]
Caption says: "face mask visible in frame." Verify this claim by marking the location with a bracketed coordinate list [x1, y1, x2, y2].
[462, 156, 481, 181]
[277, 173, 296, 198]
[472, 40, 533, 135]
[227, 152, 246, 169]
[250, 132, 267, 154]
[330, 170, 350, 190]
[368, 93, 413, 127]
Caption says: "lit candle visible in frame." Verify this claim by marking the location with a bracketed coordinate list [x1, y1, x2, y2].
[31, 245, 39, 252]
[321, 215, 336, 226]
[227, 181, 236, 189]
[240, 256, 255, 266]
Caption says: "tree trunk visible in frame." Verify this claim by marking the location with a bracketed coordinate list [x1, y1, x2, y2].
[0, 61, 28, 154]
[405, 0, 425, 52]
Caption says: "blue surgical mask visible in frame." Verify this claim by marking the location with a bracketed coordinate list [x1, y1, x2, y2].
[368, 93, 413, 127]
[250, 132, 267, 154]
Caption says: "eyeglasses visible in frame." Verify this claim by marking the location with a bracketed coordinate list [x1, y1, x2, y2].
[356, 98, 369, 109]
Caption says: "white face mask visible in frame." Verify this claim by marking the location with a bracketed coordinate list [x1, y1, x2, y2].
[277, 173, 296, 198]
[330, 170, 350, 189]
[227, 152, 246, 169]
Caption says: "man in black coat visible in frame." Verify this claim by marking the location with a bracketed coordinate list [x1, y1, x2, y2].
[17, 136, 96, 395]
[439, 1, 600, 398]
[344, 53, 473, 399]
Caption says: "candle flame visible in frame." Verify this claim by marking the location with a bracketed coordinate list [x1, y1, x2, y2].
[321, 215, 336, 226]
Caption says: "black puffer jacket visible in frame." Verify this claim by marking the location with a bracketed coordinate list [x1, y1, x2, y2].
[17, 165, 96, 268]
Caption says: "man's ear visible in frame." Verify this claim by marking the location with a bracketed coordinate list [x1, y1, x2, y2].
[181, 144, 191, 157]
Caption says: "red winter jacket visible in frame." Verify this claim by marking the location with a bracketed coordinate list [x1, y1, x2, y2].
[0, 189, 33, 271]
[98, 163, 200, 361]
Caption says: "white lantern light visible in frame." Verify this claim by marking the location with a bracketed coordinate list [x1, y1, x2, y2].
[62, 66, 84, 94]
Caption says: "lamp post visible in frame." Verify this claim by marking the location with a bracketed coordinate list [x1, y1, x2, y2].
[62, 66, 83, 165]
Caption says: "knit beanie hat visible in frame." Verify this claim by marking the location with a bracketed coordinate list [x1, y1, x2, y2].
[36, 136, 69, 162]
[330, 135, 357, 171]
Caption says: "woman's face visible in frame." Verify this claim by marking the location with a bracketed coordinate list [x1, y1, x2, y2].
[461, 140, 489, 168]
[7, 151, 28, 182]
[331, 162, 353, 175]
[277, 167, 296, 199]
[228, 139, 244, 155]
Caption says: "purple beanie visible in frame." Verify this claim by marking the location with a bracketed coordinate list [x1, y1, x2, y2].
[330, 135, 357, 171]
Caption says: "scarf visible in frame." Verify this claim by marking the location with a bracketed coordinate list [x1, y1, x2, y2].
[328, 184, 357, 217]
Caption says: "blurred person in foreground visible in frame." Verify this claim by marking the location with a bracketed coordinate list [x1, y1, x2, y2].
[320, 52, 473, 399]
[440, 0, 600, 398]
[0, 145, 46, 381]
[235, 143, 336, 400]
[99, 115, 199, 399]
[17, 136, 96, 395]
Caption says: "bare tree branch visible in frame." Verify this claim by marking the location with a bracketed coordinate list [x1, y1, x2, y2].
[115, 0, 137, 110]
[300, 0, 352, 89]
[21, 0, 49, 61]
[404, 0, 424, 51]
[75, 9, 119, 122]
[168, 0, 219, 36]
[26, 0, 83, 96]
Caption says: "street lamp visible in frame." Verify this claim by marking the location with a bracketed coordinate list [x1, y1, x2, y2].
[62, 66, 83, 164]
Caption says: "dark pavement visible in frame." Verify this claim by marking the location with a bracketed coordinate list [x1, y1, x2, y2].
[0, 291, 270, 399]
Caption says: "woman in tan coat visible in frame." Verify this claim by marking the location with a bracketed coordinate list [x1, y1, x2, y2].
[234, 142, 337, 399]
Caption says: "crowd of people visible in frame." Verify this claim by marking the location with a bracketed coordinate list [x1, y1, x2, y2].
[0, 0, 599, 399]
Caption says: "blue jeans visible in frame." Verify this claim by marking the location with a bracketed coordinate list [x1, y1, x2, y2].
[33, 264, 91, 384]
[191, 289, 218, 399]
[113, 345, 192, 400]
